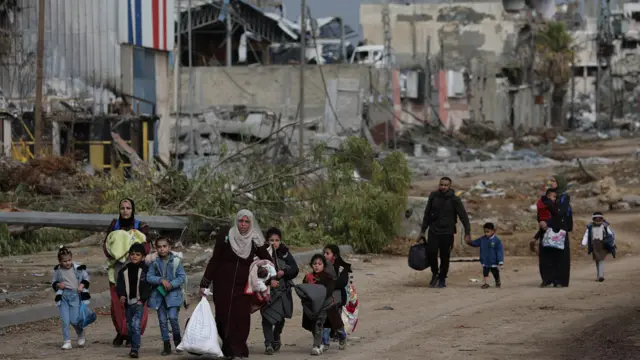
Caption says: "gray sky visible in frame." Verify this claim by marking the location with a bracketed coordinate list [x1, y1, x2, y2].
[281, 0, 363, 39]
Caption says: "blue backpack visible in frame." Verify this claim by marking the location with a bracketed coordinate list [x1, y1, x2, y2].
[560, 193, 571, 217]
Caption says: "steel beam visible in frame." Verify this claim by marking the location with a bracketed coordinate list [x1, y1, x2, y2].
[0, 212, 217, 232]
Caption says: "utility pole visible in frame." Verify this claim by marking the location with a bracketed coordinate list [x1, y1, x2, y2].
[530, 22, 536, 127]
[174, 0, 182, 113]
[34, 0, 45, 157]
[382, 0, 391, 148]
[423, 35, 431, 124]
[187, 0, 195, 154]
[226, 4, 232, 67]
[299, 0, 306, 159]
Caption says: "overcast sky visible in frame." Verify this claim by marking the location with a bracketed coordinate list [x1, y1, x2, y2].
[281, 0, 363, 38]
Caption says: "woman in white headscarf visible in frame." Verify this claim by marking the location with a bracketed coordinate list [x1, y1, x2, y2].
[199, 209, 272, 359]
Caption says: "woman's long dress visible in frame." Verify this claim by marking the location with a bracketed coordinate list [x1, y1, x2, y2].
[200, 230, 272, 358]
[539, 193, 573, 287]
[103, 219, 150, 338]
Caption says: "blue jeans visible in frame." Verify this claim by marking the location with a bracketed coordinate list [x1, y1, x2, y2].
[126, 303, 144, 352]
[58, 290, 82, 341]
[157, 302, 181, 343]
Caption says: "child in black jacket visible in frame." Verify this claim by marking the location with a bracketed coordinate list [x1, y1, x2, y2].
[116, 243, 152, 358]
[261, 228, 300, 355]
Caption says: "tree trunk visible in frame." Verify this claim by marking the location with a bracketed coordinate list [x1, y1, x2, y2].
[550, 85, 567, 129]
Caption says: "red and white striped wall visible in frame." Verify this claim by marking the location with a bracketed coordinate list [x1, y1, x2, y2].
[119, 0, 175, 51]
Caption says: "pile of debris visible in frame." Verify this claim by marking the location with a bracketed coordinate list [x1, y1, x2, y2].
[0, 156, 89, 195]
[169, 107, 358, 177]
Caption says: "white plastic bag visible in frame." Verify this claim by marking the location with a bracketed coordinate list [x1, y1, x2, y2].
[176, 293, 223, 357]
[542, 228, 566, 250]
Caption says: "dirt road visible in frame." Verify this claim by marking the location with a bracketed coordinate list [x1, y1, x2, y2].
[1, 245, 639, 360]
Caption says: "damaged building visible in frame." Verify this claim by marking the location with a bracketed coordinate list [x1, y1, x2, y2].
[359, 0, 639, 132]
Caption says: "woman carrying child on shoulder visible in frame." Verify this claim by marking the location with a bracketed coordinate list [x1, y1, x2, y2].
[581, 212, 616, 282]
[52, 246, 91, 350]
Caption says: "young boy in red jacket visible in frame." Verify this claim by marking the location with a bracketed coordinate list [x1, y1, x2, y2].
[531, 189, 558, 251]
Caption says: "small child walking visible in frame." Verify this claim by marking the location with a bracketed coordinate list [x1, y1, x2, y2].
[466, 222, 504, 289]
[116, 243, 152, 358]
[52, 246, 91, 350]
[302, 254, 338, 356]
[146, 237, 187, 355]
[581, 212, 616, 282]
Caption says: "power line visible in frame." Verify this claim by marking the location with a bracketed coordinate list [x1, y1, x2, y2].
[305, 6, 345, 132]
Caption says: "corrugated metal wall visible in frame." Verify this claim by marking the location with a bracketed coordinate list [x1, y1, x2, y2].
[132, 47, 156, 115]
[1, 0, 121, 113]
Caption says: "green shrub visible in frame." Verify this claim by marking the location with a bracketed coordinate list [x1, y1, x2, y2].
[0, 225, 91, 257]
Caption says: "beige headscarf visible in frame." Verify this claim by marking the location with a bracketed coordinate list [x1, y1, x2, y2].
[228, 209, 265, 259]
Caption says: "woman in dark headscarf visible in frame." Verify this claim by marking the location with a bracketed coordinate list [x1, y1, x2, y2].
[103, 198, 151, 346]
[539, 175, 573, 287]
[199, 209, 273, 359]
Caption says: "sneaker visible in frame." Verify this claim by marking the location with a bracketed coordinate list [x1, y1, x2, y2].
[129, 351, 139, 358]
[338, 338, 347, 350]
[273, 342, 281, 352]
[311, 346, 322, 355]
[265, 345, 275, 355]
[429, 274, 439, 288]
[320, 344, 329, 352]
[77, 332, 86, 347]
[437, 279, 447, 288]
[495, 282, 501, 288]
[481, 283, 490, 289]
[598, 277, 605, 282]
[61, 341, 72, 350]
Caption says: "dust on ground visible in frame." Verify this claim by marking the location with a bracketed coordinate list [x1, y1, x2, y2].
[2, 137, 640, 359]
[1, 248, 640, 359]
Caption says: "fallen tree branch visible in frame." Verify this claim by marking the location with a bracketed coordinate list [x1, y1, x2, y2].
[111, 132, 152, 176]
[232, 166, 324, 197]
[175, 121, 300, 211]
[576, 158, 599, 182]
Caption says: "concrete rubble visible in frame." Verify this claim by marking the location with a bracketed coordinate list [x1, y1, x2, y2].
[169, 106, 360, 175]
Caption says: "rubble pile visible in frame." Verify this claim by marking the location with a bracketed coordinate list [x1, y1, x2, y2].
[0, 156, 88, 195]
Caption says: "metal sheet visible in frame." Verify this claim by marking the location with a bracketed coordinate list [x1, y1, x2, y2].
[133, 47, 156, 115]
[2, 0, 122, 113]
[118, 0, 176, 51]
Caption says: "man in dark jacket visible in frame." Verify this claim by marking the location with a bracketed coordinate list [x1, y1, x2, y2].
[420, 177, 471, 288]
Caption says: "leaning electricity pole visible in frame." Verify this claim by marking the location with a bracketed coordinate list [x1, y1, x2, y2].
[381, 0, 392, 148]
[298, 0, 306, 159]
[34, 0, 46, 157]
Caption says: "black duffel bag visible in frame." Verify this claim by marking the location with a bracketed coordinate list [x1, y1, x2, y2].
[408, 237, 429, 271]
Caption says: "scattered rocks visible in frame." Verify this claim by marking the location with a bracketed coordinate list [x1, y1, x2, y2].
[611, 202, 631, 211]
[593, 177, 622, 205]
[622, 194, 640, 207]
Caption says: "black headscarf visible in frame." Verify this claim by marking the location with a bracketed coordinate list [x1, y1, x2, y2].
[325, 244, 351, 272]
[118, 198, 136, 228]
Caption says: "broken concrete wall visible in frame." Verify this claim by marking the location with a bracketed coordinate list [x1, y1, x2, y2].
[464, 60, 547, 131]
[360, 2, 519, 69]
[176, 65, 385, 120]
